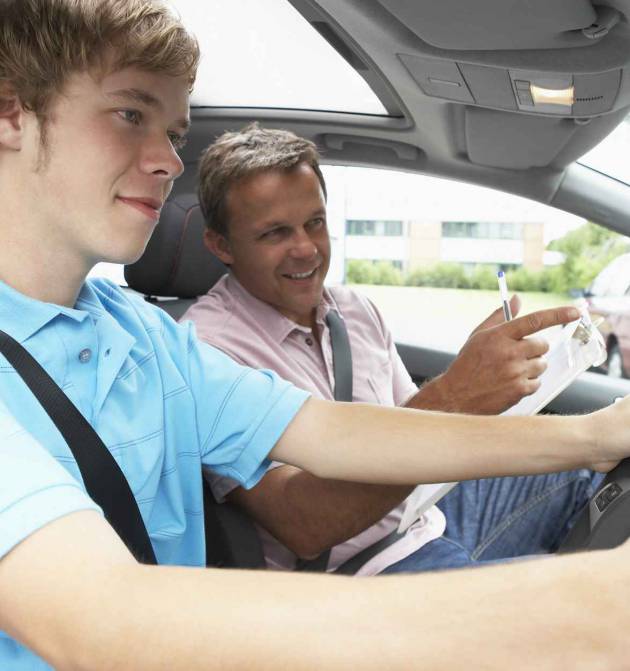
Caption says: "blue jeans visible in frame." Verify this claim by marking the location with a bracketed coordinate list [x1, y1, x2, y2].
[381, 469, 604, 574]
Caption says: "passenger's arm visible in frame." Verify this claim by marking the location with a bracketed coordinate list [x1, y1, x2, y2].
[227, 306, 591, 559]
[408, 300, 573, 415]
[227, 466, 412, 559]
[2, 509, 630, 670]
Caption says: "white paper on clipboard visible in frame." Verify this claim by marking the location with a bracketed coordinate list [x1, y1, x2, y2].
[397, 307, 607, 534]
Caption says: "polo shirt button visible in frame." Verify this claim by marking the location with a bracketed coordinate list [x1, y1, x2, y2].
[305, 337, 314, 346]
[78, 348, 92, 363]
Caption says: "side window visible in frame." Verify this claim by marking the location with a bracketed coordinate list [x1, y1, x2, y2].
[321, 165, 628, 352]
[87, 263, 126, 286]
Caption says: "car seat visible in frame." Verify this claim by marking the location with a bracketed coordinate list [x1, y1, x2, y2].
[125, 193, 267, 569]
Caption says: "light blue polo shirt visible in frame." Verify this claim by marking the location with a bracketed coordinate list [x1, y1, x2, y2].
[0, 277, 309, 669]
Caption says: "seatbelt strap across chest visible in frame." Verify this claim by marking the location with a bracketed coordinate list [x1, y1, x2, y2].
[326, 310, 353, 403]
[0, 329, 157, 564]
[297, 310, 353, 572]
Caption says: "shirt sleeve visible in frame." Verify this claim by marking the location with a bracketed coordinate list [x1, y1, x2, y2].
[0, 401, 101, 560]
[162, 313, 311, 491]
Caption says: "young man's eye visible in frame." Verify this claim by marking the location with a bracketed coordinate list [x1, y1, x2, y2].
[118, 109, 141, 125]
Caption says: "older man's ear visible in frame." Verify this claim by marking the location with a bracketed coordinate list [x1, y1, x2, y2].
[203, 228, 234, 266]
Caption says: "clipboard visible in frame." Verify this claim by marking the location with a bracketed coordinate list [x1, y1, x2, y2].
[397, 306, 607, 533]
[502, 307, 606, 416]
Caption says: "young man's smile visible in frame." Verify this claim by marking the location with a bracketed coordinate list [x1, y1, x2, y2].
[116, 195, 164, 222]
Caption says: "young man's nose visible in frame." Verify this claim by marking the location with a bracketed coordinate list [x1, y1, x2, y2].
[140, 134, 184, 180]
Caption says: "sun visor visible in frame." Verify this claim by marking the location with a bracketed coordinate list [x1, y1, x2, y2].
[464, 107, 628, 169]
[377, 0, 623, 51]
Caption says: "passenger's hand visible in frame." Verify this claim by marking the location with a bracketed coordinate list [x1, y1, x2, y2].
[434, 302, 580, 415]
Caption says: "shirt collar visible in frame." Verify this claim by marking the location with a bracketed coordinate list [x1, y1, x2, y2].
[0, 279, 102, 343]
[226, 273, 340, 344]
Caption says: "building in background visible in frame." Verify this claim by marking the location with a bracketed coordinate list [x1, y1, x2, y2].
[321, 165, 584, 283]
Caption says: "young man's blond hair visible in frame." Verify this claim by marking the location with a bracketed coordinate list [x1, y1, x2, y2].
[0, 0, 199, 138]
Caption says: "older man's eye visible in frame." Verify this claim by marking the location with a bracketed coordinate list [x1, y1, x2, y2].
[261, 227, 286, 240]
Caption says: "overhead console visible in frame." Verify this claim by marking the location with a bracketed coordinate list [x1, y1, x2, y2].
[399, 55, 622, 118]
[377, 0, 626, 51]
[288, 0, 630, 171]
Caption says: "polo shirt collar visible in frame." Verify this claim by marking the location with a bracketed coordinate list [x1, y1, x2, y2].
[0, 279, 99, 343]
[226, 272, 340, 345]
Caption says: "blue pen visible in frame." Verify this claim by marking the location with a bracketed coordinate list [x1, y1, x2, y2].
[497, 271, 512, 321]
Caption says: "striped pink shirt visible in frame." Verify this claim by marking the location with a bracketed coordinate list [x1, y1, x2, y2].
[181, 274, 446, 575]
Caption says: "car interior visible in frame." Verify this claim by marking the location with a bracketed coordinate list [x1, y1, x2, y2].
[122, 0, 630, 566]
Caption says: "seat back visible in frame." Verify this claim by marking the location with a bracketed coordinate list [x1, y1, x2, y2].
[124, 193, 227, 313]
[125, 193, 266, 570]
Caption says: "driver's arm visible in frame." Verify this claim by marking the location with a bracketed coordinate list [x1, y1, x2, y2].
[1, 508, 628, 671]
[271, 396, 620, 484]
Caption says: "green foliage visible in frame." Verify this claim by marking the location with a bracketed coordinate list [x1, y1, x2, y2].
[345, 259, 375, 284]
[505, 266, 544, 292]
[469, 265, 499, 290]
[407, 262, 469, 288]
[548, 221, 629, 293]
[345, 260, 403, 286]
[347, 222, 629, 294]
[373, 261, 403, 286]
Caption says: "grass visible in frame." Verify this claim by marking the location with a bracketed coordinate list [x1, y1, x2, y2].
[348, 284, 570, 352]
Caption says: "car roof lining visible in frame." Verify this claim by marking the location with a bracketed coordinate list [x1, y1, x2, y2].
[179, 0, 630, 236]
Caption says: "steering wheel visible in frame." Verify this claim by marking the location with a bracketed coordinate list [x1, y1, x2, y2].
[559, 458, 630, 553]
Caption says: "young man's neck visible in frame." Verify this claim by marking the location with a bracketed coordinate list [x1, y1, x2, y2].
[0, 210, 88, 307]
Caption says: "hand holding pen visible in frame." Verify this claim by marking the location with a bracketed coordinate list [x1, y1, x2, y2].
[422, 276, 579, 414]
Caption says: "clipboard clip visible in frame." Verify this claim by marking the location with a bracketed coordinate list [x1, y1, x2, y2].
[572, 315, 604, 346]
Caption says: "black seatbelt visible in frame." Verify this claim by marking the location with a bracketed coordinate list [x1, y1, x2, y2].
[0, 329, 157, 565]
[297, 310, 353, 572]
[326, 310, 353, 403]
[298, 311, 406, 574]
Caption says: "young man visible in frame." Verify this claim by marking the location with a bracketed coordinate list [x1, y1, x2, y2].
[184, 123, 603, 575]
[2, 2, 630, 670]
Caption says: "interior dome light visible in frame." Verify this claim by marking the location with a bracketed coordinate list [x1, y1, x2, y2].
[530, 84, 575, 106]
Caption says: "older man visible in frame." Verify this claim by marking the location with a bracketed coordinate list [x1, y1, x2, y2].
[183, 123, 603, 576]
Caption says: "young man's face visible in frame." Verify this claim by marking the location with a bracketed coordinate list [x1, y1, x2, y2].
[10, 65, 190, 271]
[208, 162, 331, 327]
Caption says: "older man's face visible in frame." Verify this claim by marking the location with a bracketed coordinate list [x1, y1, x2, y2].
[215, 162, 330, 327]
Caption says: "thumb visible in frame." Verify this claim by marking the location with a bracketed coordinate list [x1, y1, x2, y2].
[470, 294, 521, 336]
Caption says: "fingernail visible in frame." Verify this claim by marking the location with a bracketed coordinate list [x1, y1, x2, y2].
[568, 308, 580, 319]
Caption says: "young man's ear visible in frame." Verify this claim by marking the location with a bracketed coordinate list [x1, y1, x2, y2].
[204, 228, 234, 265]
[0, 96, 24, 151]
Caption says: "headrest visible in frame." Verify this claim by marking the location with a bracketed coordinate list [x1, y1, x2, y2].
[124, 193, 227, 298]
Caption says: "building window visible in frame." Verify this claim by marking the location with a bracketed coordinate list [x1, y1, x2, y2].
[346, 220, 403, 236]
[442, 221, 522, 239]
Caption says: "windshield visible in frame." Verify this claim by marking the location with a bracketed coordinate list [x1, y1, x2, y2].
[579, 113, 630, 186]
